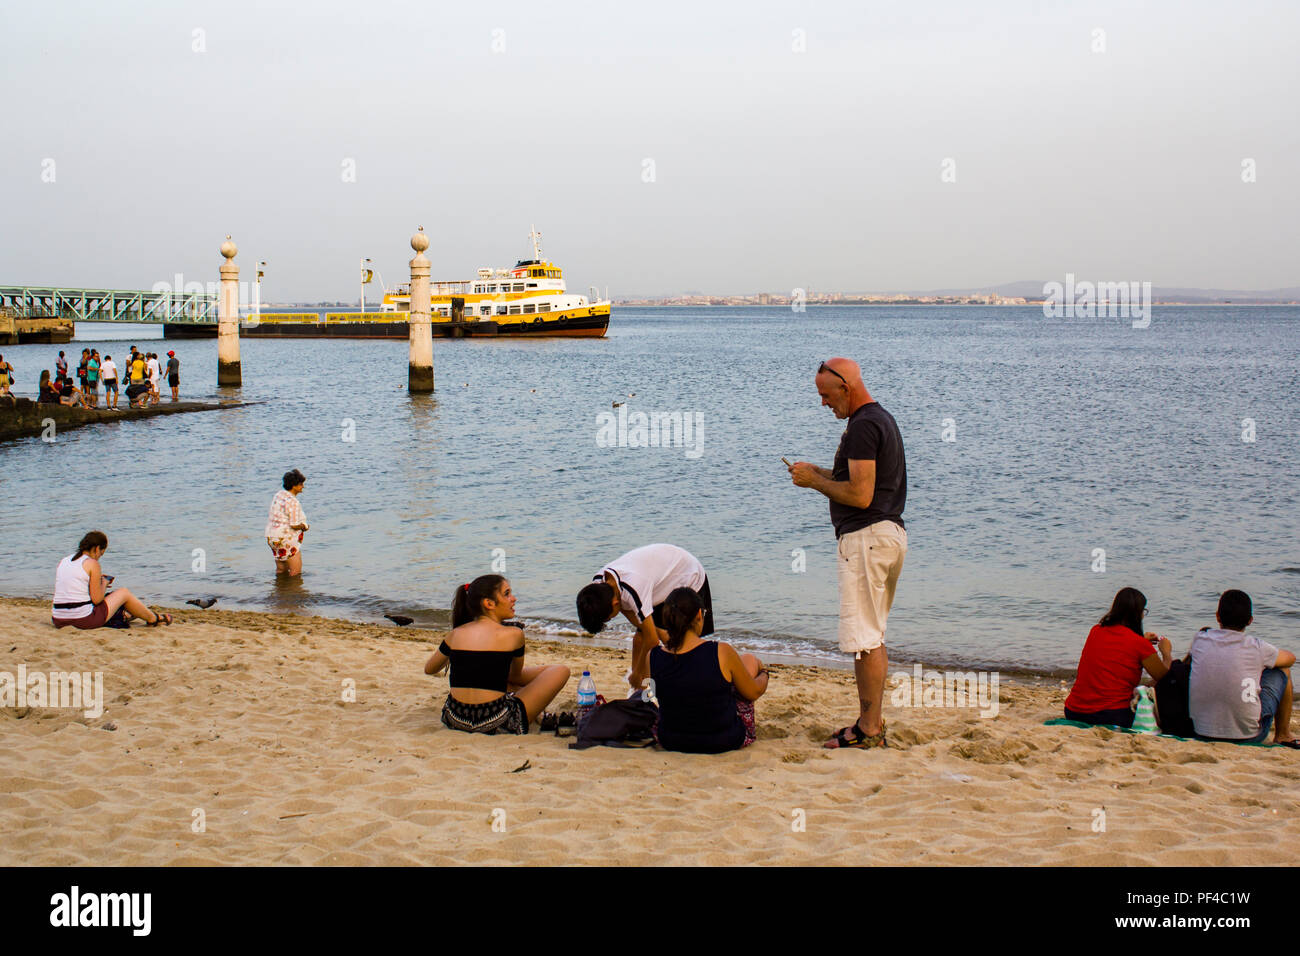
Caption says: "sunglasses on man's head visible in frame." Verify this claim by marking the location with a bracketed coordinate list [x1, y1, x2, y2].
[818, 362, 847, 385]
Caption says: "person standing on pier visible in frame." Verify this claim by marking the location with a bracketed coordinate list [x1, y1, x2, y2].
[146, 352, 161, 403]
[100, 354, 118, 410]
[788, 358, 907, 750]
[0, 355, 12, 397]
[55, 350, 67, 381]
[127, 351, 149, 408]
[165, 350, 181, 401]
[266, 469, 310, 577]
[85, 351, 100, 408]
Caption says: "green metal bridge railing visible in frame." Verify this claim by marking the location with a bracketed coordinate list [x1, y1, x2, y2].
[0, 285, 219, 324]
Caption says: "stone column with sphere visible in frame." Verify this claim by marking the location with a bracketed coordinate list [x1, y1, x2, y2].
[408, 227, 434, 393]
[218, 236, 242, 386]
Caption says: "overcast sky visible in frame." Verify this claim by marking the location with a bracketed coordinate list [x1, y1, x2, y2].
[2, 0, 1297, 300]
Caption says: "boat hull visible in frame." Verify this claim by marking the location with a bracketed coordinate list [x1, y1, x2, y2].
[166, 306, 610, 339]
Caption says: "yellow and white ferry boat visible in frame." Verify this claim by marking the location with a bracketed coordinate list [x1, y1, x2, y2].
[379, 226, 610, 338]
[233, 227, 610, 340]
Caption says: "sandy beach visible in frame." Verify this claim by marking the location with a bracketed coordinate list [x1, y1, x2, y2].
[2, 595, 1296, 866]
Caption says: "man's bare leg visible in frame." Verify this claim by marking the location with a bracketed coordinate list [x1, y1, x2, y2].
[1274, 668, 1294, 743]
[853, 644, 888, 736]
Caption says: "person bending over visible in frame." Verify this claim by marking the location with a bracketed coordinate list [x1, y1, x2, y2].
[1063, 586, 1171, 727]
[649, 587, 768, 753]
[52, 530, 172, 629]
[58, 375, 86, 408]
[576, 543, 713, 692]
[425, 575, 570, 735]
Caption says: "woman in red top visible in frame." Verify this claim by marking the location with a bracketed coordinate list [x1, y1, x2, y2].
[1064, 587, 1172, 727]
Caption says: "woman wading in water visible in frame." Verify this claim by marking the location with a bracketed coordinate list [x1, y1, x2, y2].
[266, 469, 310, 576]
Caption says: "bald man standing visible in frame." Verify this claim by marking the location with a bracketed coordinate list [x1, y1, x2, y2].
[789, 358, 907, 749]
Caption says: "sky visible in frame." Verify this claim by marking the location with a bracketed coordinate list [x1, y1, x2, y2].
[2, 0, 1297, 300]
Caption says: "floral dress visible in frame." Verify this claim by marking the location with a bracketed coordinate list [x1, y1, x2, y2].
[265, 489, 308, 559]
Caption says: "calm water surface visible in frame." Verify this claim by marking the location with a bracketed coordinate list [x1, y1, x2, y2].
[2, 306, 1298, 674]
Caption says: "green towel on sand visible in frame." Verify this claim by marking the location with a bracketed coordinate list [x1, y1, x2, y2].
[1043, 717, 1276, 746]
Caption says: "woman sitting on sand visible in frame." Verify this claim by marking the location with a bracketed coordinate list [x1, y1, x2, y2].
[266, 469, 310, 577]
[52, 531, 172, 629]
[424, 575, 570, 735]
[1064, 586, 1171, 727]
[649, 587, 769, 753]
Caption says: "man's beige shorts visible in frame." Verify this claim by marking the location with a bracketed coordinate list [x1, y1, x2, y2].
[836, 520, 907, 655]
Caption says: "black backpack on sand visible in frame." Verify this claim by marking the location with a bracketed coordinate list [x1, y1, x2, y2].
[569, 698, 659, 750]
[1154, 657, 1195, 738]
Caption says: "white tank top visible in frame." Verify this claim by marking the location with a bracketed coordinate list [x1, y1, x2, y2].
[52, 554, 95, 619]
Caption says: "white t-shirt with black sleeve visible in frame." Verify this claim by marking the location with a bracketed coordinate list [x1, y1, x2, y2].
[596, 543, 706, 624]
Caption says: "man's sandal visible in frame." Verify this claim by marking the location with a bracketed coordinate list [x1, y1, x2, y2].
[824, 719, 886, 749]
[147, 609, 172, 627]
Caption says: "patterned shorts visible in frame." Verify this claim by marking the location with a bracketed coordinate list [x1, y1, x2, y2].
[442, 693, 529, 735]
[268, 532, 304, 560]
[735, 697, 757, 748]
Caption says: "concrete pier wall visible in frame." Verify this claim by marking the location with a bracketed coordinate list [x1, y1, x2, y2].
[0, 395, 249, 442]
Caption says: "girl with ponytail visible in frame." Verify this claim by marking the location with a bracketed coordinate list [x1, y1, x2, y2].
[450, 575, 506, 629]
[425, 575, 570, 735]
[52, 530, 172, 629]
[650, 587, 769, 753]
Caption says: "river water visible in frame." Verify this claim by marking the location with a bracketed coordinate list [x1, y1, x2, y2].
[2, 306, 1297, 674]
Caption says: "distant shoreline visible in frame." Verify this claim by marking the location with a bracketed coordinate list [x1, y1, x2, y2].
[607, 301, 1300, 308]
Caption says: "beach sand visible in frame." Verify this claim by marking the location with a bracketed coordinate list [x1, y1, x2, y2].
[2, 596, 1296, 866]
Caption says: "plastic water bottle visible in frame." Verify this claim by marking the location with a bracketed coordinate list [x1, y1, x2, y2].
[577, 670, 597, 726]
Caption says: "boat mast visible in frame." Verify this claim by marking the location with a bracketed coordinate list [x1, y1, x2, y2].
[529, 224, 543, 261]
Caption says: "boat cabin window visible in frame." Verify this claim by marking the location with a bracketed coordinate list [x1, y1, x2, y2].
[527, 283, 537, 288]
[523, 303, 535, 313]
[512, 283, 524, 292]
[509, 305, 521, 315]
[538, 303, 551, 312]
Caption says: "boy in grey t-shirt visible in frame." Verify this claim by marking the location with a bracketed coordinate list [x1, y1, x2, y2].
[1188, 589, 1297, 744]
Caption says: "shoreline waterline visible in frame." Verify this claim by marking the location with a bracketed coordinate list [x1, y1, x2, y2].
[0, 594, 1073, 683]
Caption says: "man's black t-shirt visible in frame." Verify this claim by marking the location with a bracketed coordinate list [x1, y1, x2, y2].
[830, 401, 907, 538]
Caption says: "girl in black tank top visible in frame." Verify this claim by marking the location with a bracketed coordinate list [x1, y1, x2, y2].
[649, 587, 770, 753]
